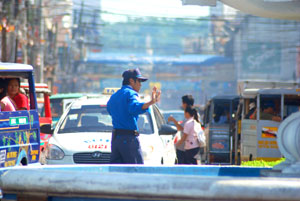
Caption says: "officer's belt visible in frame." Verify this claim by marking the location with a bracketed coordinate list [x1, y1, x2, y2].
[113, 129, 139, 136]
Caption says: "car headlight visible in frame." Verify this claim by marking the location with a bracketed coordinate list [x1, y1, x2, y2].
[46, 144, 65, 160]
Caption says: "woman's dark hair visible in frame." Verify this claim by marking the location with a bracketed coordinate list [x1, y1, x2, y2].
[0, 78, 6, 100]
[182, 95, 194, 106]
[7, 78, 21, 87]
[185, 106, 200, 123]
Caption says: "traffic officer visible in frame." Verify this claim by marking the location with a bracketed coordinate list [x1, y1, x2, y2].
[107, 68, 161, 164]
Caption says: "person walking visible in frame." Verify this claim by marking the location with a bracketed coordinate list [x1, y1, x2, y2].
[107, 68, 161, 164]
[168, 95, 194, 164]
[176, 106, 201, 165]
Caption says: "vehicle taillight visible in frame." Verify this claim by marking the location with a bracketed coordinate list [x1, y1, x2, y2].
[174, 136, 178, 144]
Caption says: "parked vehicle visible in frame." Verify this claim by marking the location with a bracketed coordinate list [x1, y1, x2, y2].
[50, 93, 84, 126]
[203, 95, 240, 164]
[236, 88, 300, 163]
[162, 110, 184, 126]
[0, 63, 40, 167]
[42, 92, 177, 165]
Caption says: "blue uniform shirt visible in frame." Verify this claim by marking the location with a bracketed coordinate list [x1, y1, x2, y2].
[107, 85, 149, 131]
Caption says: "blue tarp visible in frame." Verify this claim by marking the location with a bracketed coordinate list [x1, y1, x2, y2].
[85, 53, 233, 66]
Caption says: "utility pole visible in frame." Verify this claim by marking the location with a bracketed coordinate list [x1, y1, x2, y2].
[13, 0, 19, 63]
[1, 1, 8, 62]
[1, 19, 7, 62]
[39, 0, 44, 83]
[23, 0, 29, 64]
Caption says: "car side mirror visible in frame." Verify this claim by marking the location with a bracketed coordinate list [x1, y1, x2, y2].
[159, 124, 177, 135]
[40, 124, 54, 134]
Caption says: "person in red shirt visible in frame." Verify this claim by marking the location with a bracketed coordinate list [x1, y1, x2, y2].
[7, 78, 29, 110]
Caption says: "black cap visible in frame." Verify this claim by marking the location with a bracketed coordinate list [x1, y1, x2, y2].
[122, 68, 148, 82]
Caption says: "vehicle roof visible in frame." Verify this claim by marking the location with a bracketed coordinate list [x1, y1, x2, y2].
[50, 93, 84, 99]
[21, 82, 48, 88]
[0, 63, 33, 72]
[211, 95, 240, 100]
[70, 96, 111, 109]
[21, 83, 51, 94]
[162, 110, 183, 114]
[242, 88, 300, 98]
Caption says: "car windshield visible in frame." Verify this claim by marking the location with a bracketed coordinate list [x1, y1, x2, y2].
[163, 111, 184, 125]
[57, 105, 153, 134]
[58, 105, 112, 133]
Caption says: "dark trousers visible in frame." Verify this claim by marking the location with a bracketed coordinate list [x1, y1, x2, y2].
[110, 132, 144, 164]
[176, 149, 186, 164]
[185, 147, 200, 165]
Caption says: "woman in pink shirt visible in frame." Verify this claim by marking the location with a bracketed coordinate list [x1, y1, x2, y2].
[0, 78, 16, 111]
[176, 106, 201, 164]
[6, 78, 28, 110]
[0, 78, 28, 112]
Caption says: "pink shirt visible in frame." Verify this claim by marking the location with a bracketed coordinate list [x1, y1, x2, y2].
[1, 96, 16, 111]
[183, 118, 201, 150]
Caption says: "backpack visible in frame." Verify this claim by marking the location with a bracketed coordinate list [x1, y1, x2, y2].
[194, 120, 206, 147]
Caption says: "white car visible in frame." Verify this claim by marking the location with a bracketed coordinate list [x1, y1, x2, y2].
[44, 96, 177, 165]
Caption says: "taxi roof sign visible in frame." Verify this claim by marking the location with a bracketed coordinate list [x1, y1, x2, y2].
[102, 88, 120, 95]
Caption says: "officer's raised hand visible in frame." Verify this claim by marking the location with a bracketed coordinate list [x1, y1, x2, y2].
[142, 86, 161, 110]
[151, 86, 161, 104]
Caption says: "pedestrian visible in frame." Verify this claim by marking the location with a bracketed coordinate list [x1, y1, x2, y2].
[176, 106, 201, 165]
[168, 95, 194, 164]
[0, 78, 17, 112]
[107, 68, 161, 164]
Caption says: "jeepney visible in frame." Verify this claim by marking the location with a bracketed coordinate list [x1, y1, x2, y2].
[203, 95, 240, 164]
[0, 63, 40, 167]
[238, 88, 300, 162]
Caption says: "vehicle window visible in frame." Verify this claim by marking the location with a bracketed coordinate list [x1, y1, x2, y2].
[212, 101, 230, 124]
[283, 95, 300, 119]
[138, 113, 154, 134]
[244, 98, 256, 119]
[259, 95, 281, 121]
[152, 105, 165, 129]
[163, 111, 184, 125]
[37, 102, 44, 116]
[58, 105, 113, 133]
[0, 77, 32, 111]
[51, 99, 63, 118]
[204, 104, 210, 125]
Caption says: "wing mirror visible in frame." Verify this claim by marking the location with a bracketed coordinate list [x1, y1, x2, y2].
[159, 124, 177, 135]
[40, 124, 54, 134]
